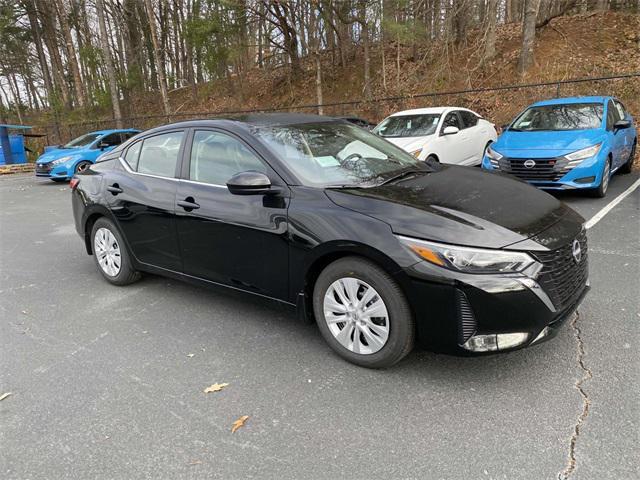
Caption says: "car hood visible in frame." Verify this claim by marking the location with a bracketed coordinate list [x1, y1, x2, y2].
[384, 135, 435, 152]
[495, 129, 605, 157]
[37, 148, 80, 164]
[325, 165, 583, 250]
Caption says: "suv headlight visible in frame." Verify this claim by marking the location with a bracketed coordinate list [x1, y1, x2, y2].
[51, 155, 74, 165]
[564, 143, 602, 162]
[409, 148, 422, 158]
[398, 236, 535, 274]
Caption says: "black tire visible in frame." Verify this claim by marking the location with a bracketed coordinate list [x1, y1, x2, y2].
[589, 158, 611, 198]
[312, 256, 414, 369]
[51, 178, 67, 183]
[90, 217, 140, 286]
[75, 160, 92, 175]
[426, 155, 439, 164]
[619, 141, 636, 174]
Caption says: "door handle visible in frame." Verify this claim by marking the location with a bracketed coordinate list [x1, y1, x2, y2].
[177, 197, 200, 211]
[107, 183, 123, 195]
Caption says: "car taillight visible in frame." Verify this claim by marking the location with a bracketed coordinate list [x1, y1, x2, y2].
[70, 178, 80, 190]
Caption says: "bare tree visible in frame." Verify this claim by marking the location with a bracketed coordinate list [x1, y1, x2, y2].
[517, 0, 541, 75]
[96, 0, 123, 127]
[144, 0, 171, 115]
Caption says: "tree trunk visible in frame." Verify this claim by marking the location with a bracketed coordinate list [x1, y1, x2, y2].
[25, 0, 55, 106]
[54, 0, 86, 107]
[484, 0, 499, 61]
[96, 0, 123, 128]
[359, 0, 371, 100]
[144, 0, 171, 115]
[36, 0, 70, 106]
[517, 0, 541, 75]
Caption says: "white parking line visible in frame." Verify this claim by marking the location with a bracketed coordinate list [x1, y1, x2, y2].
[585, 178, 640, 229]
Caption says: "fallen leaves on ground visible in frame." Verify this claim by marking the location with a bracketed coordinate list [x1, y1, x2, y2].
[0, 392, 13, 401]
[187, 353, 195, 358]
[231, 415, 249, 433]
[204, 383, 229, 393]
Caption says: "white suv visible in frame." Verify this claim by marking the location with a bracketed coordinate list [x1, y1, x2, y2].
[374, 107, 497, 166]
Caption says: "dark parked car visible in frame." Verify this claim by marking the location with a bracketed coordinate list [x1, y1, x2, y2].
[71, 114, 589, 368]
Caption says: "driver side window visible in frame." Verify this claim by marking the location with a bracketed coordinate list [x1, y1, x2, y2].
[189, 130, 268, 186]
[98, 133, 123, 148]
[442, 112, 461, 131]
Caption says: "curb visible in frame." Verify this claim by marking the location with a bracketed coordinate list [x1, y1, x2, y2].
[0, 164, 35, 175]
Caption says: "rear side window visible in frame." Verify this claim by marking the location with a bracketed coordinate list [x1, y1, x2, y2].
[460, 111, 478, 128]
[124, 141, 142, 170]
[136, 131, 184, 178]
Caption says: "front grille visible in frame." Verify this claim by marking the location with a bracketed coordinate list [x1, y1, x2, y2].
[498, 157, 571, 182]
[534, 230, 588, 309]
[456, 290, 477, 344]
[36, 163, 52, 174]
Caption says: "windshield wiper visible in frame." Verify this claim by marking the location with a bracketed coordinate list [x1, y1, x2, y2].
[378, 169, 425, 186]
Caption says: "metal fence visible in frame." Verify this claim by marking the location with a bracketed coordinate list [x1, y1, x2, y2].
[30, 72, 640, 150]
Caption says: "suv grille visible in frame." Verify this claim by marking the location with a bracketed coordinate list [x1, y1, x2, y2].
[498, 157, 571, 182]
[534, 230, 588, 309]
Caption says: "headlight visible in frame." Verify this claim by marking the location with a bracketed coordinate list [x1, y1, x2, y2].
[564, 143, 602, 162]
[51, 155, 74, 165]
[485, 146, 503, 161]
[410, 148, 422, 158]
[398, 236, 535, 274]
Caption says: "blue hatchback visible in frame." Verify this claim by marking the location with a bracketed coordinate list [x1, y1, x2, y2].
[482, 96, 636, 197]
[35, 129, 140, 181]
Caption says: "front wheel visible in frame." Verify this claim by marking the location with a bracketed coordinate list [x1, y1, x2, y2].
[91, 217, 140, 286]
[312, 257, 415, 368]
[75, 160, 92, 174]
[589, 158, 611, 198]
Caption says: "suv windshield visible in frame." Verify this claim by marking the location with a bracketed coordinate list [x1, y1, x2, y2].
[253, 122, 427, 187]
[374, 114, 440, 137]
[64, 133, 101, 148]
[511, 103, 603, 131]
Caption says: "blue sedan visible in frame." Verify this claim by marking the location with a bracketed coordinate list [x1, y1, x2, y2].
[35, 129, 140, 181]
[482, 96, 637, 197]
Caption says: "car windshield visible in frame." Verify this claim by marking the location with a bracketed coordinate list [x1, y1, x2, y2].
[64, 133, 101, 148]
[374, 114, 440, 137]
[253, 122, 428, 188]
[511, 103, 603, 131]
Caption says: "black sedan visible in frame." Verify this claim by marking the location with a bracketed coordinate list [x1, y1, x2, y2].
[71, 114, 589, 368]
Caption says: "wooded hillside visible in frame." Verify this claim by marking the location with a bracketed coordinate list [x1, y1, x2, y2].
[1, 0, 639, 135]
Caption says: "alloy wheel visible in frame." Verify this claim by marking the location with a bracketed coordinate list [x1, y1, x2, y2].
[323, 277, 389, 355]
[94, 227, 122, 277]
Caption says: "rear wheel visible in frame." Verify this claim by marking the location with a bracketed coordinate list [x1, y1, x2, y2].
[90, 217, 140, 286]
[619, 141, 636, 174]
[312, 257, 414, 368]
[426, 155, 439, 164]
[590, 158, 611, 198]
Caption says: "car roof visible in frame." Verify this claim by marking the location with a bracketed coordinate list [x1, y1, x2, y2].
[387, 107, 477, 117]
[142, 113, 340, 135]
[89, 128, 141, 135]
[531, 96, 611, 107]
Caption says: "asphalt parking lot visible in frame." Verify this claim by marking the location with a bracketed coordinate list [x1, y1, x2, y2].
[1, 171, 638, 480]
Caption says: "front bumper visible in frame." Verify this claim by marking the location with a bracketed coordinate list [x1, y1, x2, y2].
[35, 163, 71, 179]
[481, 152, 605, 190]
[402, 254, 589, 355]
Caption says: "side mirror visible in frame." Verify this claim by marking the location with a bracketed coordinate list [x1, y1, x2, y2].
[227, 171, 273, 195]
[442, 126, 459, 136]
[614, 120, 631, 131]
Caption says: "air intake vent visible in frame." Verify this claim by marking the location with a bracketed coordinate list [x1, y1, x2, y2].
[457, 289, 477, 344]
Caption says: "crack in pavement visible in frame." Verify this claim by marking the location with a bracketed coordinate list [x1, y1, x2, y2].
[558, 311, 593, 480]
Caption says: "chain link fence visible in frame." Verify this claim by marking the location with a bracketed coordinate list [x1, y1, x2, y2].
[30, 73, 640, 153]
